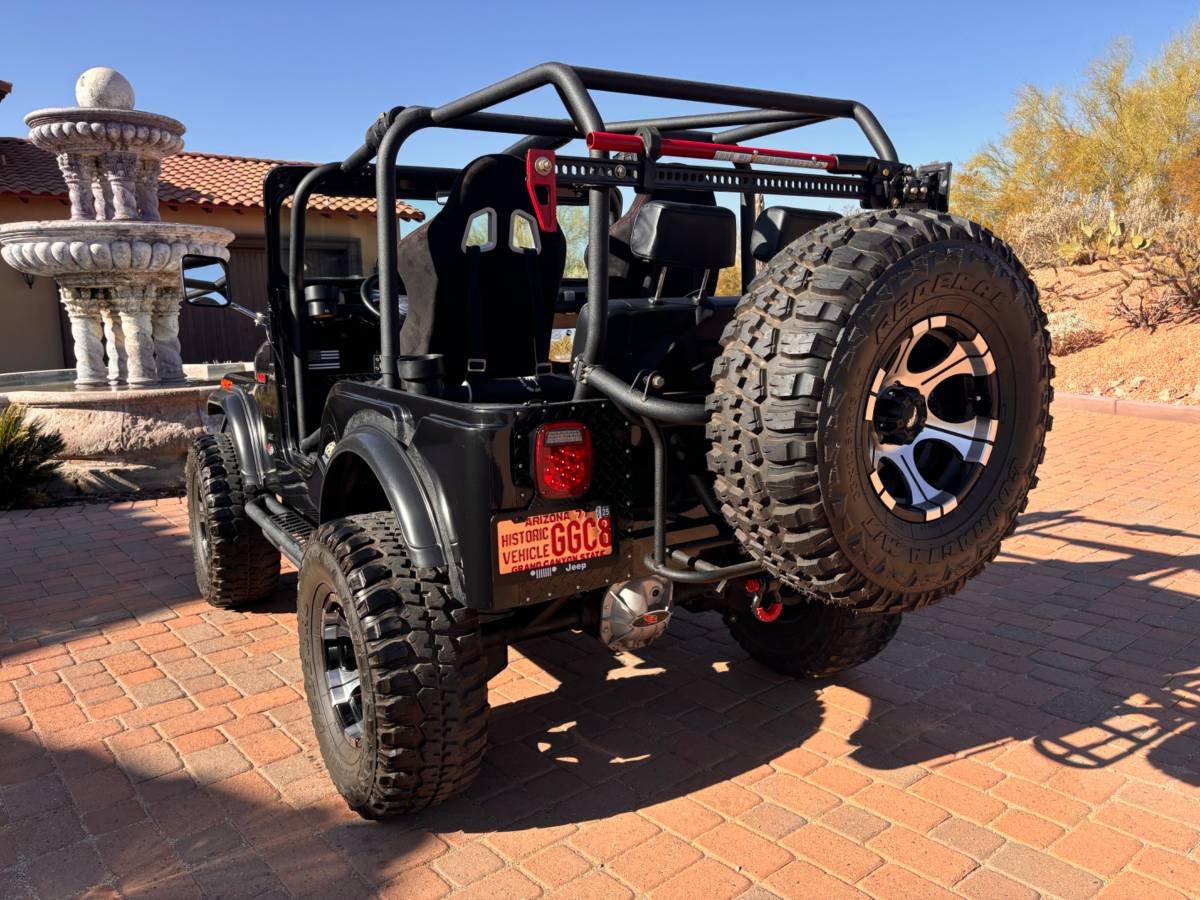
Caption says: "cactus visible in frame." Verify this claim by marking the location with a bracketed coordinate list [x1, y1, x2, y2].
[1059, 213, 1152, 264]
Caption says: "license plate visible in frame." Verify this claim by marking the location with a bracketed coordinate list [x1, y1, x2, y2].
[496, 506, 614, 575]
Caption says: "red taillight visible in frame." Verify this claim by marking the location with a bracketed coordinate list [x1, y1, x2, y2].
[534, 422, 592, 499]
[219, 377, 233, 390]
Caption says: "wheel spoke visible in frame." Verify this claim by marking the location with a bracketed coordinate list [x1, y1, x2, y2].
[874, 444, 936, 502]
[327, 671, 360, 700]
[884, 333, 919, 384]
[871, 443, 959, 520]
[892, 336, 993, 396]
[915, 413, 997, 465]
[320, 601, 364, 745]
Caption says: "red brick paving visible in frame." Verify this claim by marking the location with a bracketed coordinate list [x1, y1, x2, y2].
[0, 407, 1198, 899]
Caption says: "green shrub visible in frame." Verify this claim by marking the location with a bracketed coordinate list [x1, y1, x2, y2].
[955, 23, 1200, 232]
[0, 405, 66, 509]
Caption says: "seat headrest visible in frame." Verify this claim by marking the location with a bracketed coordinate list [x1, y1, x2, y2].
[751, 206, 841, 262]
[630, 200, 736, 270]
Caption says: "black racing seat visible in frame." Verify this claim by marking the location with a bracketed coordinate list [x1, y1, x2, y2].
[396, 154, 566, 388]
[577, 199, 738, 391]
[750, 206, 841, 263]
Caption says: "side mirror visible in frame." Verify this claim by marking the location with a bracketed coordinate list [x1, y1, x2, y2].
[181, 254, 231, 307]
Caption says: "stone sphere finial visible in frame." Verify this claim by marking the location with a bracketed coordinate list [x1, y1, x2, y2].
[75, 67, 135, 109]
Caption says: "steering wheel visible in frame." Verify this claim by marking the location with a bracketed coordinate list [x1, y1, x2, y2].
[358, 273, 381, 319]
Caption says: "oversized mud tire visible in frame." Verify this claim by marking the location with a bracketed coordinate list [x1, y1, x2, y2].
[727, 597, 901, 678]
[186, 433, 280, 609]
[298, 511, 488, 819]
[708, 210, 1052, 614]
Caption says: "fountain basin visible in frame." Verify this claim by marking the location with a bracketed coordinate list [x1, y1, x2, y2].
[0, 220, 230, 277]
[0, 363, 250, 497]
[25, 107, 184, 158]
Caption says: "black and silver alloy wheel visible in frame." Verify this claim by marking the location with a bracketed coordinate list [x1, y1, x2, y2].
[188, 482, 211, 560]
[708, 209, 1053, 613]
[865, 315, 999, 523]
[320, 593, 363, 745]
[298, 511, 489, 818]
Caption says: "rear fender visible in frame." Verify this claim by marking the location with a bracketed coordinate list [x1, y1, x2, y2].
[207, 388, 272, 488]
[320, 426, 448, 571]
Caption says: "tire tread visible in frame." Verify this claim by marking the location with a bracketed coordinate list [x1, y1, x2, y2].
[707, 210, 1053, 614]
[185, 433, 280, 608]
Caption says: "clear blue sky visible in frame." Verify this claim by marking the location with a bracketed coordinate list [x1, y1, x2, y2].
[2, 1, 1196, 178]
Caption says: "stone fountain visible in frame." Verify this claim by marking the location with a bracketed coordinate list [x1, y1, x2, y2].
[0, 69, 244, 496]
[0, 67, 233, 388]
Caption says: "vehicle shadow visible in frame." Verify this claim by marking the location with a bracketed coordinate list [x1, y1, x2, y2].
[0, 630, 824, 895]
[1, 504, 1196, 892]
[406, 506, 1199, 838]
[845, 509, 1200, 787]
[293, 625, 835, 866]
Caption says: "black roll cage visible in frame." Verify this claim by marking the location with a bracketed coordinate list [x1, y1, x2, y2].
[281, 63, 919, 414]
[268, 63, 946, 584]
[362, 64, 899, 408]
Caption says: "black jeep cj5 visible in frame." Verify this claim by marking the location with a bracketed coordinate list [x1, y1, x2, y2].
[180, 63, 1053, 818]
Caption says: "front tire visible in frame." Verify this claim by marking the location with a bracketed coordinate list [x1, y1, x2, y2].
[727, 596, 901, 679]
[298, 512, 488, 819]
[185, 433, 280, 609]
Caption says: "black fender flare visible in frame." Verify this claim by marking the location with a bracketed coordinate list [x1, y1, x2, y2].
[207, 388, 272, 488]
[320, 427, 447, 570]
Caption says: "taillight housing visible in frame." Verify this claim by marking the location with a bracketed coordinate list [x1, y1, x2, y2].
[534, 422, 592, 499]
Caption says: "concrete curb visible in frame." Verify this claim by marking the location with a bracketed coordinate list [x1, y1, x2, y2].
[1056, 392, 1200, 424]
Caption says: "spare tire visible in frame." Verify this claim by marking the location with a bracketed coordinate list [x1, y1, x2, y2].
[707, 210, 1052, 614]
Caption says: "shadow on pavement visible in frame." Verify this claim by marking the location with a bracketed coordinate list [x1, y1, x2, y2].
[847, 509, 1200, 787]
[0, 501, 1196, 894]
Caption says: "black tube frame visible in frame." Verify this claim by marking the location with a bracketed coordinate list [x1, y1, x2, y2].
[281, 63, 907, 583]
[350, 63, 900, 398]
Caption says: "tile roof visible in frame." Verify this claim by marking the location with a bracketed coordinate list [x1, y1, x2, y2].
[0, 137, 424, 220]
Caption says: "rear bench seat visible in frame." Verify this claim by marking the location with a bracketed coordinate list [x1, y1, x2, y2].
[575, 203, 840, 393]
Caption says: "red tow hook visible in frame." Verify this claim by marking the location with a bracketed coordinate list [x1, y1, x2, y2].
[745, 578, 782, 622]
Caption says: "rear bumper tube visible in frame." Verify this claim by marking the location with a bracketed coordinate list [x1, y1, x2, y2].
[643, 550, 761, 585]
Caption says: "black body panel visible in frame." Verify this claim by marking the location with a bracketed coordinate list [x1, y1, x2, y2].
[309, 381, 651, 610]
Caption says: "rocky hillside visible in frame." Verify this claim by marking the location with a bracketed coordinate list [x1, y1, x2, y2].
[1038, 264, 1199, 405]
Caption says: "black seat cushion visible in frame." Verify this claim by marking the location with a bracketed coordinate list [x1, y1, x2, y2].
[750, 206, 841, 262]
[609, 190, 717, 298]
[630, 200, 736, 271]
[397, 154, 566, 386]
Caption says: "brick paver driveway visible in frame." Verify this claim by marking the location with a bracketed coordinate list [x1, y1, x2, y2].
[1, 407, 1198, 899]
